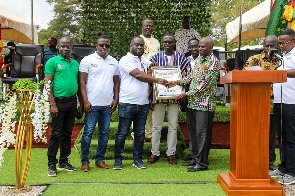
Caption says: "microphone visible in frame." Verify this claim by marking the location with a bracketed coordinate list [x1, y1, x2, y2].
[263, 48, 280, 61]
[262, 48, 283, 70]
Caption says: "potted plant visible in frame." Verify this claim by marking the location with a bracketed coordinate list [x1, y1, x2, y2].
[0, 78, 50, 192]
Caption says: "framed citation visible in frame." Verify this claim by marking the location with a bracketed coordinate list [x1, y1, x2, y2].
[152, 66, 183, 100]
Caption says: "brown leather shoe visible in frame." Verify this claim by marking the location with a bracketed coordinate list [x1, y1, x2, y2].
[81, 163, 89, 172]
[168, 155, 177, 165]
[95, 161, 109, 169]
[147, 154, 159, 164]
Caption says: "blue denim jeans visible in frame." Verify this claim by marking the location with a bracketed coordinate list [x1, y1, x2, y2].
[81, 106, 112, 164]
[114, 103, 149, 162]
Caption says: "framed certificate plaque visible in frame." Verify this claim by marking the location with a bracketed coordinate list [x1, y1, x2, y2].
[152, 66, 183, 100]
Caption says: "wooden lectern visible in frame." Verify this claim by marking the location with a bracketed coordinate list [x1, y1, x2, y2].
[217, 70, 287, 196]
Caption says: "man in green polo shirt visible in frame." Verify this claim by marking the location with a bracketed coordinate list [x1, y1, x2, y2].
[45, 36, 83, 177]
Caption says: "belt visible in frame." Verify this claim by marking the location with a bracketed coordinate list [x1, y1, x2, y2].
[54, 95, 76, 101]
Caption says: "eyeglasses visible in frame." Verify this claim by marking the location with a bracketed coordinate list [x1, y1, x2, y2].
[188, 45, 198, 50]
[98, 44, 110, 48]
[278, 39, 294, 47]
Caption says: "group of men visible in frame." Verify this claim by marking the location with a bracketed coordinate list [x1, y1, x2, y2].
[43, 15, 295, 186]
[44, 16, 220, 177]
[243, 29, 295, 185]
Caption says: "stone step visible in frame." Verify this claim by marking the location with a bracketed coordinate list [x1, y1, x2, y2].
[75, 139, 186, 160]
[74, 122, 187, 160]
[75, 122, 186, 141]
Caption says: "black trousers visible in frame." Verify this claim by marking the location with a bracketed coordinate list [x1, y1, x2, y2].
[274, 103, 295, 176]
[187, 108, 214, 168]
[47, 98, 77, 166]
[269, 114, 277, 166]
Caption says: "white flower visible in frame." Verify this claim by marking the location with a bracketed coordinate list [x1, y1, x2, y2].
[0, 79, 51, 166]
[31, 84, 50, 143]
[0, 94, 17, 165]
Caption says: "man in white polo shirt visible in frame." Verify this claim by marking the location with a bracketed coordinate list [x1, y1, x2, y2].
[79, 35, 120, 172]
[113, 36, 168, 170]
[270, 28, 295, 185]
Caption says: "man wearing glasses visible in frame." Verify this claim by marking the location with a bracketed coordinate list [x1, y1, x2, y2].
[243, 35, 281, 172]
[181, 38, 199, 164]
[79, 35, 120, 172]
[270, 28, 295, 185]
[147, 33, 191, 165]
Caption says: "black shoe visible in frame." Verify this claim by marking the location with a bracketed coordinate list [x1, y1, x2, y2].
[269, 164, 278, 171]
[58, 162, 77, 171]
[182, 154, 192, 161]
[187, 165, 207, 172]
[182, 159, 196, 166]
[48, 165, 57, 177]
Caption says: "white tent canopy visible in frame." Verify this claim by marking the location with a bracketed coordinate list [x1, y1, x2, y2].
[0, 5, 38, 44]
[226, 0, 272, 43]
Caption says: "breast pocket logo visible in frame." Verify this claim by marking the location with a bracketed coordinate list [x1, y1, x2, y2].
[57, 64, 66, 70]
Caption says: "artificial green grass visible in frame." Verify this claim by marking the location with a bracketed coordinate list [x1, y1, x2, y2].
[43, 184, 224, 196]
[0, 148, 231, 195]
[0, 148, 230, 184]
[0, 148, 281, 195]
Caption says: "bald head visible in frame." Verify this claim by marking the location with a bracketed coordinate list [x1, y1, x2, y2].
[201, 36, 213, 45]
[198, 36, 213, 57]
[58, 36, 73, 59]
[264, 35, 278, 49]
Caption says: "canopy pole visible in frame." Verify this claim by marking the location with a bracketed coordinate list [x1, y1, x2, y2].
[238, 0, 243, 50]
[31, 0, 34, 44]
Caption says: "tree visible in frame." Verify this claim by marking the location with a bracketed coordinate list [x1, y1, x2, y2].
[38, 0, 83, 47]
[210, 0, 264, 50]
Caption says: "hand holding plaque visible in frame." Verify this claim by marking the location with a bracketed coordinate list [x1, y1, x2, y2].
[152, 66, 183, 100]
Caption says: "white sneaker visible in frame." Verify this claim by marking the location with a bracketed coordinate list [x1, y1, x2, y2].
[278, 174, 295, 185]
[269, 169, 284, 178]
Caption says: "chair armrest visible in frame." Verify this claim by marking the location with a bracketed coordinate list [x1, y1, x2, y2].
[2, 63, 13, 74]
[35, 64, 43, 74]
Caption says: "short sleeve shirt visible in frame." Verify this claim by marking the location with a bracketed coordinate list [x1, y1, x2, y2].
[79, 52, 119, 106]
[119, 52, 149, 105]
[45, 54, 79, 98]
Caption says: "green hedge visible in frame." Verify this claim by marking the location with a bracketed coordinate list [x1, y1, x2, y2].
[74, 105, 230, 124]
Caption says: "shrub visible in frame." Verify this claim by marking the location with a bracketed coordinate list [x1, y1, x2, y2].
[72, 105, 230, 124]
